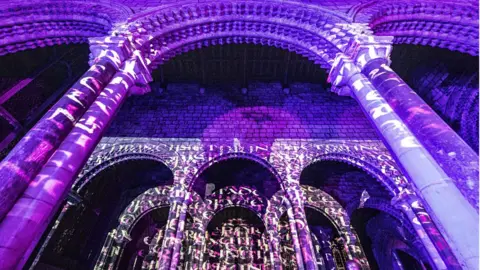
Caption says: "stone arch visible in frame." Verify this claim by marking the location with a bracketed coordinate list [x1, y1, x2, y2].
[74, 152, 173, 194]
[301, 185, 351, 235]
[121, 1, 360, 69]
[365, 212, 431, 268]
[189, 152, 285, 191]
[270, 186, 368, 267]
[0, 0, 131, 56]
[114, 185, 173, 243]
[306, 152, 405, 195]
[351, 0, 478, 55]
[268, 186, 352, 238]
[95, 185, 205, 269]
[345, 197, 417, 243]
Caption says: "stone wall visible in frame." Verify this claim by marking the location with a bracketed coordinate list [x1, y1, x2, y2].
[391, 45, 479, 152]
[106, 82, 378, 142]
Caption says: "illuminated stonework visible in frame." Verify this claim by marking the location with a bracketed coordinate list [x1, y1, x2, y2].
[0, 1, 477, 270]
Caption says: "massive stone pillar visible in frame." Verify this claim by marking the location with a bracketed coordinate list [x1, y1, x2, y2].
[346, 36, 479, 209]
[328, 49, 478, 269]
[0, 50, 152, 269]
[0, 37, 132, 222]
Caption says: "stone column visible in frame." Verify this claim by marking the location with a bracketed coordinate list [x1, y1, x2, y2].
[328, 53, 478, 269]
[0, 52, 152, 269]
[285, 205, 306, 270]
[310, 226, 335, 270]
[0, 37, 133, 221]
[168, 191, 192, 270]
[158, 185, 190, 270]
[286, 186, 318, 270]
[264, 212, 283, 270]
[345, 228, 370, 269]
[346, 36, 479, 209]
[392, 186, 461, 269]
[189, 216, 206, 269]
[94, 229, 118, 270]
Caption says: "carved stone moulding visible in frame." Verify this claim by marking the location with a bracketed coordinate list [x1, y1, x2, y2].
[119, 0, 361, 71]
[369, 1, 479, 55]
[0, 0, 132, 56]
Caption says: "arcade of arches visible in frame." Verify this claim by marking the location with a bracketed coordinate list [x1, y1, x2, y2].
[0, 1, 478, 270]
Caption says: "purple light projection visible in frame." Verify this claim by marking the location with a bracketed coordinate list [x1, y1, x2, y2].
[0, 1, 477, 269]
[93, 181, 371, 270]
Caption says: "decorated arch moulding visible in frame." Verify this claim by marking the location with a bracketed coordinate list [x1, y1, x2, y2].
[75, 139, 409, 197]
[113, 185, 205, 243]
[345, 197, 417, 241]
[0, 0, 132, 56]
[269, 140, 407, 195]
[189, 152, 285, 191]
[73, 152, 174, 195]
[114, 185, 173, 243]
[268, 184, 362, 257]
[351, 0, 479, 55]
[112, 0, 381, 69]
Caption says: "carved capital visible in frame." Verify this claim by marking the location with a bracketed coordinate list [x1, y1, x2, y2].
[88, 36, 135, 68]
[121, 51, 153, 95]
[328, 53, 360, 96]
[344, 34, 393, 71]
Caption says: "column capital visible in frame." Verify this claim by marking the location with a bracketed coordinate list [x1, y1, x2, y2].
[344, 35, 393, 71]
[121, 51, 153, 95]
[88, 36, 135, 68]
[327, 53, 360, 96]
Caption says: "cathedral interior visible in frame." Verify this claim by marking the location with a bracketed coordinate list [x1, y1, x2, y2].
[0, 1, 478, 270]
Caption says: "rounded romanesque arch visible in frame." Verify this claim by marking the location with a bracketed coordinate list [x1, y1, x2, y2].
[301, 185, 351, 234]
[114, 185, 173, 243]
[307, 152, 406, 195]
[74, 152, 174, 194]
[191, 152, 283, 188]
[189, 153, 284, 199]
[269, 185, 353, 241]
[351, 0, 478, 55]
[95, 185, 206, 269]
[0, 0, 131, 56]
[119, 0, 363, 69]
